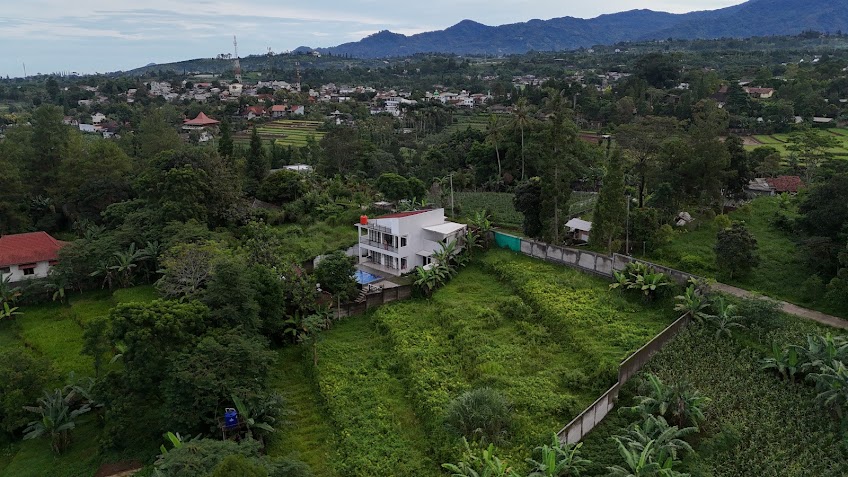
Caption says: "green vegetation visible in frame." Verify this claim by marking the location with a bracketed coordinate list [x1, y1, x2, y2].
[274, 222, 357, 262]
[0, 286, 158, 477]
[235, 120, 325, 148]
[454, 191, 596, 229]
[444, 113, 489, 135]
[581, 303, 848, 476]
[651, 196, 840, 314]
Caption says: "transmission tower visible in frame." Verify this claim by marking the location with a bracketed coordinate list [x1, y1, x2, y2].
[233, 35, 242, 83]
[294, 61, 301, 90]
[267, 47, 274, 78]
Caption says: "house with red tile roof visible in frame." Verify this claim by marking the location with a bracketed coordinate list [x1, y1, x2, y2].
[355, 208, 466, 277]
[0, 232, 68, 282]
[765, 175, 804, 193]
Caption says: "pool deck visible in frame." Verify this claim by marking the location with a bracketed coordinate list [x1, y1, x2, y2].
[355, 263, 407, 289]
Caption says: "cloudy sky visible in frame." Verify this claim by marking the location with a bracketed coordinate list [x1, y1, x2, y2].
[1, 0, 745, 77]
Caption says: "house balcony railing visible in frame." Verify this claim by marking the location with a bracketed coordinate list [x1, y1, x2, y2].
[360, 237, 398, 253]
[362, 223, 392, 234]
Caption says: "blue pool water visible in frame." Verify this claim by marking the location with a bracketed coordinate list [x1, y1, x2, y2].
[353, 269, 382, 285]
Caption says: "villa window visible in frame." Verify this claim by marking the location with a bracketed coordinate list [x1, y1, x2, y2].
[0, 267, 9, 275]
[23, 268, 35, 276]
[401, 237, 407, 247]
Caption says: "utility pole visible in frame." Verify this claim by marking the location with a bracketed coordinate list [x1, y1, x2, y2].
[22, 63, 26, 79]
[626, 194, 631, 256]
[449, 173, 455, 217]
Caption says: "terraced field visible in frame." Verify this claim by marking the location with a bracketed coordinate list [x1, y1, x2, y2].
[444, 114, 489, 135]
[235, 119, 326, 148]
[746, 130, 848, 158]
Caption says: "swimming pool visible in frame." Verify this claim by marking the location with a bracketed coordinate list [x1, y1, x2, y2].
[353, 269, 383, 285]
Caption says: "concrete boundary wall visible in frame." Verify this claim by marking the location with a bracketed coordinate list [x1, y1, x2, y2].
[489, 232, 696, 444]
[333, 285, 414, 319]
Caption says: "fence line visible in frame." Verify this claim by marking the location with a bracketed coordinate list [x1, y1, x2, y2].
[332, 285, 414, 319]
[489, 231, 696, 444]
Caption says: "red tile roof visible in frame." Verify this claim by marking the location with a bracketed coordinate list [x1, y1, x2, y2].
[375, 210, 430, 219]
[271, 105, 287, 112]
[0, 232, 67, 267]
[765, 175, 804, 193]
[183, 112, 220, 126]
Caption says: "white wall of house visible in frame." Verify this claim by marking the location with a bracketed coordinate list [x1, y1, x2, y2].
[1, 260, 52, 283]
[356, 208, 466, 276]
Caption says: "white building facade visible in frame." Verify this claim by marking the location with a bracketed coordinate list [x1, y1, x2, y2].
[356, 209, 466, 276]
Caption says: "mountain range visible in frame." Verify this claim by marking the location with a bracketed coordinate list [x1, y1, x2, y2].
[304, 0, 848, 58]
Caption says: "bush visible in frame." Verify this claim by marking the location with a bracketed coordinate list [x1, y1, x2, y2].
[498, 296, 533, 322]
[0, 350, 59, 435]
[444, 387, 513, 444]
[801, 275, 825, 303]
[714, 214, 732, 230]
[156, 438, 312, 477]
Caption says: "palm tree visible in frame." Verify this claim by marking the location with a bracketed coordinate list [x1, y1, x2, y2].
[486, 115, 504, 179]
[512, 98, 531, 180]
[0, 302, 22, 321]
[673, 285, 709, 323]
[90, 261, 115, 291]
[110, 243, 144, 288]
[0, 275, 21, 305]
[796, 333, 848, 374]
[761, 342, 801, 383]
[526, 434, 590, 477]
[23, 389, 91, 454]
[616, 415, 695, 464]
[414, 266, 448, 298]
[628, 374, 710, 429]
[808, 360, 848, 420]
[606, 438, 687, 477]
[231, 394, 275, 442]
[45, 271, 69, 303]
[703, 297, 746, 339]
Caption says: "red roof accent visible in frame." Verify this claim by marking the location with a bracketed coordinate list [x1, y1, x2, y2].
[765, 176, 804, 193]
[271, 105, 287, 112]
[245, 106, 266, 115]
[0, 232, 68, 267]
[375, 210, 431, 219]
[183, 112, 220, 126]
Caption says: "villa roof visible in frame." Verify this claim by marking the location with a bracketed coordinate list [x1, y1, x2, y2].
[375, 210, 430, 219]
[565, 218, 592, 232]
[0, 232, 67, 267]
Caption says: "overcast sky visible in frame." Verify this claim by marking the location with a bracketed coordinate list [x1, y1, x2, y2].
[1, 0, 745, 77]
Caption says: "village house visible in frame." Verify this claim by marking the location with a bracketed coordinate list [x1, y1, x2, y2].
[744, 87, 775, 99]
[565, 218, 592, 243]
[243, 105, 267, 120]
[182, 112, 220, 131]
[745, 176, 804, 197]
[91, 112, 106, 124]
[0, 232, 67, 282]
[355, 209, 466, 277]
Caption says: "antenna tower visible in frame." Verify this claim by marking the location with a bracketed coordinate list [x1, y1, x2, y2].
[267, 47, 274, 78]
[233, 35, 242, 83]
[295, 61, 301, 89]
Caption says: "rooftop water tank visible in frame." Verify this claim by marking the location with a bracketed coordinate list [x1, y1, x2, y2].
[360, 215, 368, 225]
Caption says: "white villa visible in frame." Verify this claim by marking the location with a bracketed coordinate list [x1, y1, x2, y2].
[356, 209, 467, 276]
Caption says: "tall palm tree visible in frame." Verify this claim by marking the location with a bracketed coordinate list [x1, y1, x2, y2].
[23, 389, 91, 454]
[486, 115, 504, 179]
[512, 98, 531, 180]
[526, 434, 590, 477]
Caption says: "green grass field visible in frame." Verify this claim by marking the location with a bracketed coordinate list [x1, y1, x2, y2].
[746, 131, 848, 157]
[270, 249, 675, 475]
[275, 222, 358, 262]
[0, 285, 158, 477]
[235, 120, 325, 148]
[444, 114, 489, 135]
[651, 196, 844, 317]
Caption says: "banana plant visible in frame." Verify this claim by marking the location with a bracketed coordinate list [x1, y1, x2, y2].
[231, 394, 275, 441]
[0, 302, 22, 321]
[761, 342, 801, 383]
[525, 434, 589, 477]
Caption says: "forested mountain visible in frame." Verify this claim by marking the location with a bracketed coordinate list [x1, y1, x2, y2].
[312, 0, 848, 58]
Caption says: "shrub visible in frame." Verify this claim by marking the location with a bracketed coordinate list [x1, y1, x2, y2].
[714, 214, 732, 230]
[0, 350, 59, 435]
[801, 275, 825, 303]
[498, 296, 533, 322]
[444, 387, 513, 444]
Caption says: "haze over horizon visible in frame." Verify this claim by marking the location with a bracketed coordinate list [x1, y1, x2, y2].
[1, 0, 745, 78]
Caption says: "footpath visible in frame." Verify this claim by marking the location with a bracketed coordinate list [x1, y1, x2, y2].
[712, 282, 848, 330]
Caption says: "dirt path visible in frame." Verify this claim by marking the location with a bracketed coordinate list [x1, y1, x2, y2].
[712, 283, 848, 330]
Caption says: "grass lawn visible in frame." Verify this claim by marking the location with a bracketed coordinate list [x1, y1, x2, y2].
[0, 285, 159, 477]
[313, 315, 440, 477]
[275, 248, 675, 474]
[580, 310, 848, 476]
[651, 196, 846, 317]
[266, 347, 340, 477]
[275, 222, 358, 262]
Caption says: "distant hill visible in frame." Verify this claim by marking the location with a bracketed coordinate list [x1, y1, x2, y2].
[310, 0, 848, 58]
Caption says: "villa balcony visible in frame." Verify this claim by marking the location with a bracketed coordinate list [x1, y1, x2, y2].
[359, 236, 398, 254]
